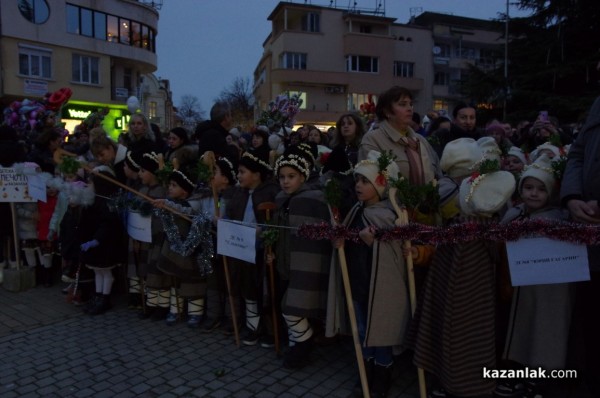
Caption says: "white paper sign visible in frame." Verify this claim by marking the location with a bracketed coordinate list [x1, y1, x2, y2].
[127, 211, 152, 243]
[0, 168, 35, 202]
[217, 219, 256, 264]
[506, 237, 590, 286]
[27, 174, 47, 203]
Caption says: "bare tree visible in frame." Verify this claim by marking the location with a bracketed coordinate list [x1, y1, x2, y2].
[217, 77, 254, 126]
[177, 94, 205, 129]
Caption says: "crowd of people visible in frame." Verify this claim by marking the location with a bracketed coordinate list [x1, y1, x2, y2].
[0, 84, 598, 398]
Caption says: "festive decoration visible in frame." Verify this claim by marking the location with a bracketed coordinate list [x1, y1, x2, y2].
[58, 156, 82, 176]
[78, 108, 108, 133]
[256, 92, 303, 131]
[551, 155, 567, 181]
[390, 176, 440, 215]
[155, 209, 214, 277]
[358, 94, 376, 129]
[260, 225, 280, 248]
[464, 158, 501, 204]
[44, 87, 72, 111]
[126, 96, 141, 114]
[324, 178, 343, 222]
[297, 218, 600, 246]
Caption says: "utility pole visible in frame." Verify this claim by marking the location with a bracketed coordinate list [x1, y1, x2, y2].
[503, 0, 509, 120]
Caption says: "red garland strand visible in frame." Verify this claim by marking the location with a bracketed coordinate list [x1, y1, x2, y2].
[298, 219, 600, 245]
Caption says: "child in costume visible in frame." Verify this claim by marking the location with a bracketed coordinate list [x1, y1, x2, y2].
[155, 168, 213, 327]
[272, 148, 332, 368]
[497, 155, 573, 398]
[408, 137, 516, 397]
[337, 150, 409, 397]
[225, 151, 279, 345]
[134, 152, 169, 320]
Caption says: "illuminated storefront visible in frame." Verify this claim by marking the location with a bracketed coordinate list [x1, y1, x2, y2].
[61, 101, 130, 141]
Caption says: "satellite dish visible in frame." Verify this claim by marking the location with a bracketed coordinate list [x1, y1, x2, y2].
[432, 46, 441, 55]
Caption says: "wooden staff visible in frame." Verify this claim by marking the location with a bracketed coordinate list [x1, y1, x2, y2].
[10, 203, 21, 270]
[202, 151, 240, 347]
[388, 187, 427, 398]
[257, 202, 280, 356]
[53, 148, 192, 222]
[329, 205, 370, 398]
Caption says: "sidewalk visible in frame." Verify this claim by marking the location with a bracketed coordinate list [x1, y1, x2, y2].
[0, 281, 421, 397]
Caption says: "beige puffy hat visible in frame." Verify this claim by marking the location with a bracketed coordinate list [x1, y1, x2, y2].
[477, 136, 502, 162]
[530, 142, 561, 161]
[459, 170, 516, 217]
[440, 138, 482, 178]
[518, 154, 556, 196]
[354, 150, 400, 199]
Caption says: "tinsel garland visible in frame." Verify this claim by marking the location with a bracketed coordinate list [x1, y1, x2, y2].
[298, 218, 600, 246]
[155, 209, 214, 277]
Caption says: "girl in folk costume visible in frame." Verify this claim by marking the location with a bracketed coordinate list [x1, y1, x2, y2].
[407, 137, 516, 397]
[188, 155, 238, 332]
[90, 133, 128, 184]
[497, 155, 573, 398]
[121, 150, 147, 309]
[337, 150, 410, 397]
[271, 149, 332, 368]
[155, 168, 213, 327]
[79, 166, 125, 315]
[225, 151, 279, 345]
[134, 152, 169, 321]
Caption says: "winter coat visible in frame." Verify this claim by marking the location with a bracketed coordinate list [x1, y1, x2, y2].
[196, 121, 238, 161]
[561, 96, 600, 271]
[79, 196, 124, 268]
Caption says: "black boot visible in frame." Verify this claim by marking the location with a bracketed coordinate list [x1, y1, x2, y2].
[371, 363, 392, 398]
[353, 357, 374, 397]
[88, 294, 111, 316]
[283, 337, 314, 369]
[83, 293, 102, 314]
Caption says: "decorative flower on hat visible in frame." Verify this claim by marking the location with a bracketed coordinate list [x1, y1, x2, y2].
[464, 157, 501, 203]
[375, 150, 395, 187]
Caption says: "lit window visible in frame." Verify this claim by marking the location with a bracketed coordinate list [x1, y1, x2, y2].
[72, 54, 99, 84]
[19, 45, 51, 78]
[149, 101, 157, 118]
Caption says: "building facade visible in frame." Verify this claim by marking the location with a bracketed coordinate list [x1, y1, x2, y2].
[253, 1, 504, 128]
[0, 0, 174, 138]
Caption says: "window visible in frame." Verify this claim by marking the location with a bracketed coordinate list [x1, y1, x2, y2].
[359, 25, 372, 34]
[72, 54, 99, 84]
[456, 46, 476, 60]
[94, 12, 106, 40]
[124, 68, 133, 91]
[19, 45, 51, 78]
[280, 52, 306, 70]
[107, 15, 118, 42]
[434, 43, 451, 58]
[18, 0, 49, 24]
[301, 12, 320, 32]
[66, 4, 78, 33]
[433, 99, 449, 114]
[288, 92, 307, 109]
[348, 93, 378, 111]
[346, 55, 379, 73]
[148, 101, 157, 119]
[80, 7, 93, 37]
[393, 61, 414, 78]
[131, 21, 141, 47]
[119, 18, 131, 45]
[434, 71, 450, 86]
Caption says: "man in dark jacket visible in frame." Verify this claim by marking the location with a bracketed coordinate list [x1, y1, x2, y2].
[560, 91, 600, 397]
[429, 102, 482, 158]
[196, 101, 237, 160]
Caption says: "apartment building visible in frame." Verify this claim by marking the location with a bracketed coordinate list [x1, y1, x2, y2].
[253, 1, 504, 128]
[0, 0, 172, 138]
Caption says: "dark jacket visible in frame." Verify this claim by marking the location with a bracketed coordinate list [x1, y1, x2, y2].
[196, 121, 237, 160]
[430, 124, 482, 158]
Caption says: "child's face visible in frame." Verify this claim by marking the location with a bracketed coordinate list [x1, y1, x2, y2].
[213, 165, 230, 192]
[521, 177, 549, 212]
[168, 180, 188, 200]
[123, 163, 139, 180]
[308, 129, 321, 144]
[355, 174, 379, 206]
[237, 165, 261, 190]
[278, 166, 305, 195]
[95, 147, 116, 165]
[340, 117, 357, 142]
[503, 155, 524, 174]
[138, 169, 157, 186]
[251, 134, 264, 148]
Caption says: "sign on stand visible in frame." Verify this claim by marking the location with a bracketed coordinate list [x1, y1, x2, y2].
[217, 219, 256, 264]
[0, 168, 36, 202]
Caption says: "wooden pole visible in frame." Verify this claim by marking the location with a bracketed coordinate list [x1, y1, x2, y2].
[203, 151, 240, 347]
[257, 202, 281, 356]
[10, 203, 21, 270]
[329, 205, 370, 398]
[389, 187, 427, 398]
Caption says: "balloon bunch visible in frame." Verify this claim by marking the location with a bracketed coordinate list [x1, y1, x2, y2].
[3, 87, 72, 133]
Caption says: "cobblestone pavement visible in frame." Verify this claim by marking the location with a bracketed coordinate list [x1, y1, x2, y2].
[0, 281, 421, 397]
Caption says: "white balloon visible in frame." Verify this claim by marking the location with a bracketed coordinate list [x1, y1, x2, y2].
[126, 96, 141, 113]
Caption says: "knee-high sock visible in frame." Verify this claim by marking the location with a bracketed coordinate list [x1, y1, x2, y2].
[169, 287, 183, 314]
[245, 299, 260, 331]
[283, 313, 313, 345]
[23, 247, 37, 267]
[158, 289, 170, 309]
[41, 253, 53, 269]
[129, 276, 141, 293]
[188, 298, 205, 316]
[146, 288, 159, 307]
[94, 268, 113, 295]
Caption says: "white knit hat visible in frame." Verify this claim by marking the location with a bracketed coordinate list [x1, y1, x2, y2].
[518, 154, 556, 196]
[354, 150, 400, 199]
[459, 170, 516, 217]
[530, 142, 561, 161]
[476, 136, 502, 162]
[506, 146, 528, 165]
